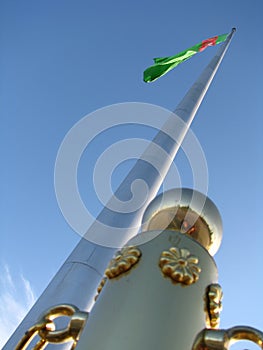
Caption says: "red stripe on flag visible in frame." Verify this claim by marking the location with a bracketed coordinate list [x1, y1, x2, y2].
[199, 36, 218, 52]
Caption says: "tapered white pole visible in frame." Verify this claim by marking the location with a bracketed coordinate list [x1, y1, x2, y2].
[4, 28, 235, 349]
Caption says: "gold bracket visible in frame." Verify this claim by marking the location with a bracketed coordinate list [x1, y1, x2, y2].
[15, 304, 89, 350]
[192, 326, 263, 350]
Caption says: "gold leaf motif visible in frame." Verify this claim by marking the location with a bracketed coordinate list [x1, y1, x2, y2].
[159, 247, 201, 285]
[105, 246, 142, 279]
[205, 283, 223, 328]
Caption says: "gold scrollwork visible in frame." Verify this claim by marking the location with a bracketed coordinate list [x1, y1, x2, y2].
[204, 283, 223, 329]
[105, 246, 142, 279]
[159, 247, 201, 285]
[15, 304, 88, 350]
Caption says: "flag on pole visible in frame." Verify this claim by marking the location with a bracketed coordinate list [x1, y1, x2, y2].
[143, 33, 228, 83]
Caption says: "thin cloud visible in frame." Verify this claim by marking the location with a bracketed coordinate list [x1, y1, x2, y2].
[0, 263, 36, 348]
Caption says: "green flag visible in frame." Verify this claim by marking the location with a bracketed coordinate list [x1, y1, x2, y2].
[143, 33, 228, 83]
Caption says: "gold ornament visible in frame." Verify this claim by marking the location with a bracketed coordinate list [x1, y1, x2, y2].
[205, 283, 223, 328]
[94, 277, 107, 301]
[105, 246, 141, 279]
[159, 247, 201, 285]
[15, 304, 88, 350]
[193, 326, 263, 350]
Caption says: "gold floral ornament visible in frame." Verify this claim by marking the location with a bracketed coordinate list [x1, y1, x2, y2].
[205, 283, 223, 328]
[159, 247, 201, 285]
[105, 246, 142, 279]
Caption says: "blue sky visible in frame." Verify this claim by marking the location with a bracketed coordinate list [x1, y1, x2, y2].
[1, 1, 263, 348]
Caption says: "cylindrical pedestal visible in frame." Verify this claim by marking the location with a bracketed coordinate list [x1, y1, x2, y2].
[76, 229, 218, 350]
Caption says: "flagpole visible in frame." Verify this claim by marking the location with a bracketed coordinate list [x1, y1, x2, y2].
[4, 28, 235, 349]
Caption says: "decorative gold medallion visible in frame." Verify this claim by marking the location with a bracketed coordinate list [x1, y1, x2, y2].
[205, 283, 223, 328]
[105, 246, 142, 279]
[159, 247, 201, 285]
